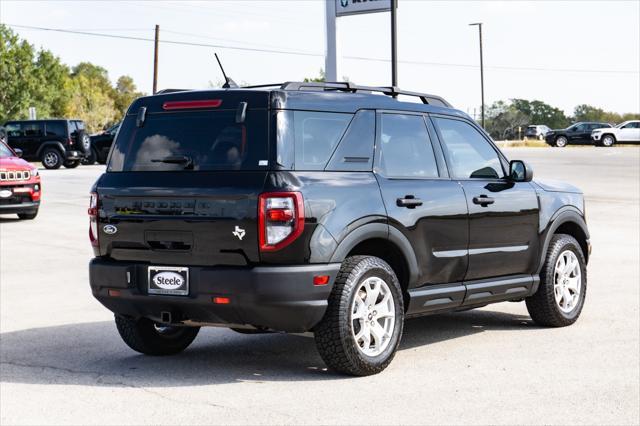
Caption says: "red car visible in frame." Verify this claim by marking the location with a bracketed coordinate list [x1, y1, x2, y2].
[0, 140, 41, 219]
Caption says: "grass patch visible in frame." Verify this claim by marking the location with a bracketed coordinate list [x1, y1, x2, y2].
[495, 139, 549, 148]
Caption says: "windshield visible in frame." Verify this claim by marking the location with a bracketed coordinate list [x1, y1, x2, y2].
[0, 143, 14, 158]
[108, 110, 269, 172]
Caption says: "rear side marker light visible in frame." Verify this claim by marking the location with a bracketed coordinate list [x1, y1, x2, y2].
[213, 297, 231, 304]
[162, 99, 222, 110]
[313, 275, 330, 286]
[108, 289, 121, 297]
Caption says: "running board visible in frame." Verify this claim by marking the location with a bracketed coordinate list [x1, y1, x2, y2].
[407, 275, 538, 316]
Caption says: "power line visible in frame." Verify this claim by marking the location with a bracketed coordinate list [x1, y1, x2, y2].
[5, 23, 639, 75]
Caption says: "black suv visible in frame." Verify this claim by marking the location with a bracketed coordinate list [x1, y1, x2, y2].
[85, 121, 121, 165]
[545, 122, 611, 147]
[3, 119, 91, 169]
[89, 83, 590, 376]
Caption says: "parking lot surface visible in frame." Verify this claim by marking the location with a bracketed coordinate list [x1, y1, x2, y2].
[1, 147, 638, 425]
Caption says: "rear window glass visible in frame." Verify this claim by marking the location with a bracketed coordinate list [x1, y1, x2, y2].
[108, 110, 268, 172]
[46, 121, 67, 137]
[277, 111, 352, 171]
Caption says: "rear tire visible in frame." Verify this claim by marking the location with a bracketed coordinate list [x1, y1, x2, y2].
[41, 148, 62, 169]
[17, 210, 38, 220]
[115, 315, 200, 355]
[526, 234, 587, 327]
[63, 160, 80, 169]
[555, 136, 568, 147]
[314, 256, 404, 376]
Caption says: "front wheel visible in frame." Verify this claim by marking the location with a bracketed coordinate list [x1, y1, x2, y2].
[41, 148, 62, 169]
[526, 234, 587, 327]
[602, 134, 616, 147]
[82, 147, 97, 165]
[115, 315, 200, 355]
[555, 136, 568, 147]
[63, 160, 80, 169]
[314, 256, 404, 376]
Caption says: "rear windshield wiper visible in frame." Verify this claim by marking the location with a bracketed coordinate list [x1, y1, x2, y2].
[151, 155, 194, 169]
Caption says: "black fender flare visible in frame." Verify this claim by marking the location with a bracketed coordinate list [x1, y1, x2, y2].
[36, 141, 66, 158]
[329, 223, 420, 286]
[537, 207, 590, 274]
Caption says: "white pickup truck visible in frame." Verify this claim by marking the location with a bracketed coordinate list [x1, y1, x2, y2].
[591, 120, 640, 146]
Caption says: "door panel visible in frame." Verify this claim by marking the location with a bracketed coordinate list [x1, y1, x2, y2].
[460, 180, 540, 280]
[431, 115, 540, 281]
[378, 178, 469, 285]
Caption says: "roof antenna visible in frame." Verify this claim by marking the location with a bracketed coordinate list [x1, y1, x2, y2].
[215, 53, 238, 88]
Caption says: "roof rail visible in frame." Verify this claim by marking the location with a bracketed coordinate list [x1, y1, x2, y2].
[274, 81, 452, 107]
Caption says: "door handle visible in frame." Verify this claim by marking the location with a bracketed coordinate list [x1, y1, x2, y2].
[397, 195, 423, 209]
[472, 195, 495, 206]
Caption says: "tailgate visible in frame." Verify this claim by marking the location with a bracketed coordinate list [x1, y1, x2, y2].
[97, 171, 267, 266]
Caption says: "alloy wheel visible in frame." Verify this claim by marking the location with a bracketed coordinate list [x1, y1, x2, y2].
[351, 276, 396, 357]
[553, 250, 582, 313]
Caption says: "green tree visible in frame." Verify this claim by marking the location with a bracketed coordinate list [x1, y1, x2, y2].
[511, 99, 569, 129]
[303, 69, 326, 83]
[485, 100, 530, 139]
[32, 50, 71, 119]
[65, 63, 117, 131]
[0, 25, 37, 122]
[113, 75, 144, 119]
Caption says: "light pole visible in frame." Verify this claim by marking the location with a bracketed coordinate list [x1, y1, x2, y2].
[469, 22, 484, 128]
[391, 0, 398, 90]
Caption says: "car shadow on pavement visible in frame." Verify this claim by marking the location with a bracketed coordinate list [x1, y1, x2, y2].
[0, 309, 536, 386]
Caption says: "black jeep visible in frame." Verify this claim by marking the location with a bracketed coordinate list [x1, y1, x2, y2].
[89, 82, 590, 376]
[3, 119, 91, 169]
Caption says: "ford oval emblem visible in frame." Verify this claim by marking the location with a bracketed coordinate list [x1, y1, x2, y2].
[103, 224, 118, 235]
[153, 272, 185, 290]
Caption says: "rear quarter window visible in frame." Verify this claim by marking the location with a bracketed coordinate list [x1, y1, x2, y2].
[45, 121, 67, 137]
[276, 110, 352, 171]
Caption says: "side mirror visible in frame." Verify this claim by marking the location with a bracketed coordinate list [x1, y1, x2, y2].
[509, 160, 533, 182]
[13, 148, 23, 158]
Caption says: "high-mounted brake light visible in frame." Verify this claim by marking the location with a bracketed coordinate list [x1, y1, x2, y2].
[88, 192, 99, 248]
[162, 99, 222, 110]
[259, 192, 304, 252]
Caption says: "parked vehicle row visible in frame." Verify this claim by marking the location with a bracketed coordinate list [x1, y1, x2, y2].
[88, 82, 590, 376]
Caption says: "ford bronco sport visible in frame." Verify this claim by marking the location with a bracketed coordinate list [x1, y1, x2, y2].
[89, 82, 590, 376]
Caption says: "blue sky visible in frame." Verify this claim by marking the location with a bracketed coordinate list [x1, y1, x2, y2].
[1, 0, 639, 115]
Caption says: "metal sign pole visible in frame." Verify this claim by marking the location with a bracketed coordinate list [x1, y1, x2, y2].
[325, 1, 338, 82]
[391, 0, 398, 90]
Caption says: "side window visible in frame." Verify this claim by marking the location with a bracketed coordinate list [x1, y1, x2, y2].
[5, 123, 22, 137]
[325, 110, 375, 172]
[68, 121, 78, 135]
[434, 117, 504, 179]
[278, 111, 352, 171]
[379, 113, 439, 178]
[45, 121, 67, 137]
[23, 123, 44, 137]
[623, 122, 638, 129]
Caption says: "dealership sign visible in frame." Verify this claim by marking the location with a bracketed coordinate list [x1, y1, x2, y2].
[335, 0, 391, 17]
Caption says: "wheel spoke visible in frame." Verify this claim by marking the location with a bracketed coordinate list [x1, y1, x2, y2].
[370, 322, 387, 348]
[365, 279, 381, 306]
[566, 276, 580, 294]
[554, 285, 563, 303]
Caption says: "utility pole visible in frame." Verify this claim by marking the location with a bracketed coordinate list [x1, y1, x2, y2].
[153, 24, 159, 94]
[390, 0, 398, 90]
[469, 22, 485, 128]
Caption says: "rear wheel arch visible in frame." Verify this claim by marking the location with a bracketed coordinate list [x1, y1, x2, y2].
[36, 141, 66, 158]
[330, 224, 419, 299]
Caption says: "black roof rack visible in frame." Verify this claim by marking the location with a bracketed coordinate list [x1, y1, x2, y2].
[242, 81, 451, 107]
[155, 88, 190, 94]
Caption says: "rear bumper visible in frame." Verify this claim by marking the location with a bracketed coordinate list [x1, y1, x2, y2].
[89, 258, 341, 333]
[65, 150, 83, 160]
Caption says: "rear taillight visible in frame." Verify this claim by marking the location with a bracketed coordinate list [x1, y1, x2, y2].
[258, 192, 304, 252]
[68, 137, 74, 146]
[88, 192, 99, 247]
